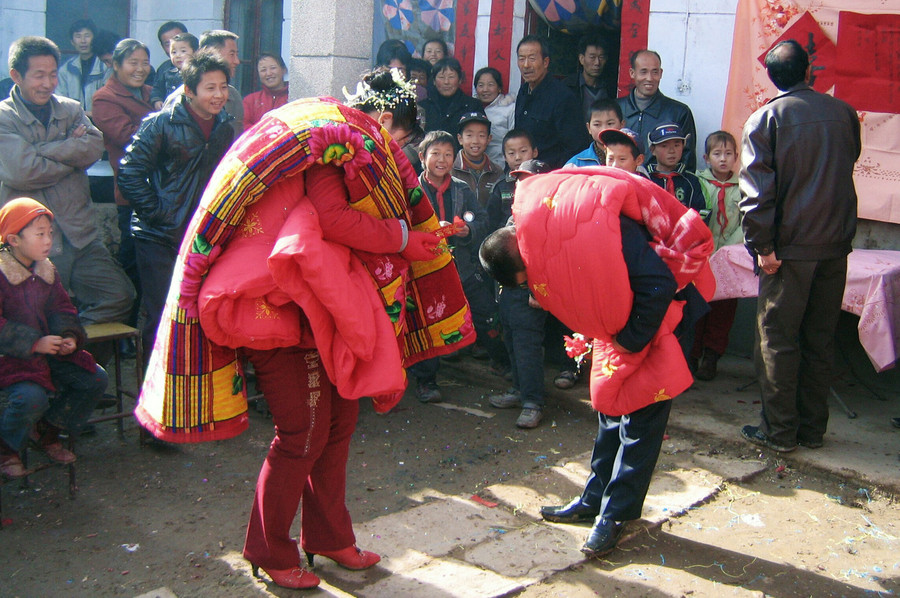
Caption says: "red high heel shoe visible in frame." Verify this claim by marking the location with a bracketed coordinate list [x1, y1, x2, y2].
[250, 563, 320, 589]
[305, 545, 381, 570]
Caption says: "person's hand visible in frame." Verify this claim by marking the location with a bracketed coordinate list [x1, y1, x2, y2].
[611, 335, 630, 354]
[71, 124, 87, 138]
[34, 335, 64, 355]
[757, 252, 782, 275]
[153, 101, 163, 110]
[528, 295, 543, 309]
[58, 337, 77, 355]
[454, 222, 470, 238]
[402, 230, 440, 262]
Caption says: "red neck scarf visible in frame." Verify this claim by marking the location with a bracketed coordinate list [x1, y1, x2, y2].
[708, 179, 736, 234]
[425, 175, 452, 221]
[652, 171, 678, 196]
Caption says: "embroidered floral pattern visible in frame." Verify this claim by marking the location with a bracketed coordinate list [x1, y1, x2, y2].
[239, 212, 264, 237]
[653, 388, 671, 402]
[307, 122, 373, 180]
[599, 358, 619, 378]
[254, 298, 280, 320]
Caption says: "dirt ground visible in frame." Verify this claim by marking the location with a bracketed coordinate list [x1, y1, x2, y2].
[1, 356, 898, 597]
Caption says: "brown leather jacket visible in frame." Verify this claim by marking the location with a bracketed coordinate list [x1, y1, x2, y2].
[739, 84, 860, 260]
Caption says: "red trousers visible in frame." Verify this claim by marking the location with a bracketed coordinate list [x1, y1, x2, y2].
[240, 346, 359, 569]
[692, 298, 738, 358]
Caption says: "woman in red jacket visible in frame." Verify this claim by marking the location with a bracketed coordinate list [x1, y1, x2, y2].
[194, 69, 453, 590]
[242, 53, 289, 128]
[91, 38, 154, 324]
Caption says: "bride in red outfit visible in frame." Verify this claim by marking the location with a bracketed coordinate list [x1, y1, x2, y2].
[135, 68, 474, 590]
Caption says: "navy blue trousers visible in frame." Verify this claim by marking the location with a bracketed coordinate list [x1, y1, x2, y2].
[580, 399, 673, 521]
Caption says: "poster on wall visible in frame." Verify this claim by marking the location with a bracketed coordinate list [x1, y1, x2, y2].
[374, 0, 458, 63]
[723, 0, 900, 224]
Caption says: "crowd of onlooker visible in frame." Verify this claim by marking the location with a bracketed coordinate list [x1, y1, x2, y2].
[0, 15, 750, 481]
[373, 33, 745, 429]
[0, 18, 293, 476]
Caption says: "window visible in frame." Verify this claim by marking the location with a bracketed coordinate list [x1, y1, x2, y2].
[225, 0, 285, 97]
[46, 0, 131, 58]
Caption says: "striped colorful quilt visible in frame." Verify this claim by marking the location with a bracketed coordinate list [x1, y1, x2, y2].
[135, 97, 474, 442]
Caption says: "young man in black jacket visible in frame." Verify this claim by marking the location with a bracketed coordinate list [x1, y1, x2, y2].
[118, 49, 234, 364]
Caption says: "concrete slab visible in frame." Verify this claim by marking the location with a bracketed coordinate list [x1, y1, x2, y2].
[133, 588, 178, 598]
[354, 495, 522, 567]
[465, 523, 585, 582]
[668, 354, 900, 493]
[358, 558, 524, 598]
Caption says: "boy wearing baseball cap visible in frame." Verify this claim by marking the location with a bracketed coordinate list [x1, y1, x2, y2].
[452, 112, 504, 208]
[645, 123, 708, 221]
[0, 198, 107, 479]
[598, 128, 647, 177]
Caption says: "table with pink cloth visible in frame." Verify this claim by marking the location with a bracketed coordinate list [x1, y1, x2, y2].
[709, 245, 900, 373]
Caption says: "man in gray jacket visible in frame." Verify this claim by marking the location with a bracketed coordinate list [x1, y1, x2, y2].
[739, 40, 860, 453]
[55, 19, 110, 117]
[0, 36, 134, 334]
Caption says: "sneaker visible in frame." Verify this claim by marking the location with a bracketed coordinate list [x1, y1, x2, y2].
[1, 453, 27, 479]
[892, 417, 900, 429]
[740, 425, 797, 453]
[798, 437, 824, 449]
[470, 345, 490, 360]
[695, 348, 719, 381]
[516, 407, 543, 429]
[416, 382, 442, 403]
[554, 370, 578, 390]
[489, 389, 521, 409]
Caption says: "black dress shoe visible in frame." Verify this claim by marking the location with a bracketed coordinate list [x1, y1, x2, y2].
[581, 517, 623, 558]
[540, 498, 599, 524]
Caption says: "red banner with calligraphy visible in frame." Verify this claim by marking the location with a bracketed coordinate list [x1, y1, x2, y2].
[617, 0, 651, 96]
[454, 0, 479, 93]
[487, 0, 515, 92]
[834, 12, 900, 114]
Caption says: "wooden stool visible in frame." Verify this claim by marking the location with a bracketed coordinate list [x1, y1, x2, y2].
[84, 323, 144, 438]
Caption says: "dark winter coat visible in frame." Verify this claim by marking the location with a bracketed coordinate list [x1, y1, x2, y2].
[0, 251, 95, 391]
[118, 95, 234, 249]
[420, 88, 482, 144]
[91, 76, 154, 205]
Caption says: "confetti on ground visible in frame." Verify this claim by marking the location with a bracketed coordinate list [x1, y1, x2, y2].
[470, 495, 498, 508]
[432, 402, 495, 418]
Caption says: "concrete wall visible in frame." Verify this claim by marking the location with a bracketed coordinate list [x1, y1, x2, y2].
[648, 0, 740, 156]
[0, 0, 47, 70]
[288, 0, 373, 100]
[130, 0, 226, 66]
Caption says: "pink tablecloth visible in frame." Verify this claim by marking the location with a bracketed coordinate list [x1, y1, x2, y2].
[709, 245, 900, 372]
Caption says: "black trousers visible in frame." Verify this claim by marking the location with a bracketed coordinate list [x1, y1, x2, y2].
[134, 238, 178, 369]
[755, 257, 847, 446]
[579, 399, 673, 521]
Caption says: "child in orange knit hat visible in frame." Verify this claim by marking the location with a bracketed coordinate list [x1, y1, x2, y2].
[0, 198, 107, 479]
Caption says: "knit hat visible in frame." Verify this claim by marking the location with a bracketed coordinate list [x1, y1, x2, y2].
[0, 198, 53, 243]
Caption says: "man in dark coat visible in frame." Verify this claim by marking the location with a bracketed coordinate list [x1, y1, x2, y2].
[739, 40, 860, 453]
[514, 35, 584, 169]
[617, 50, 697, 171]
